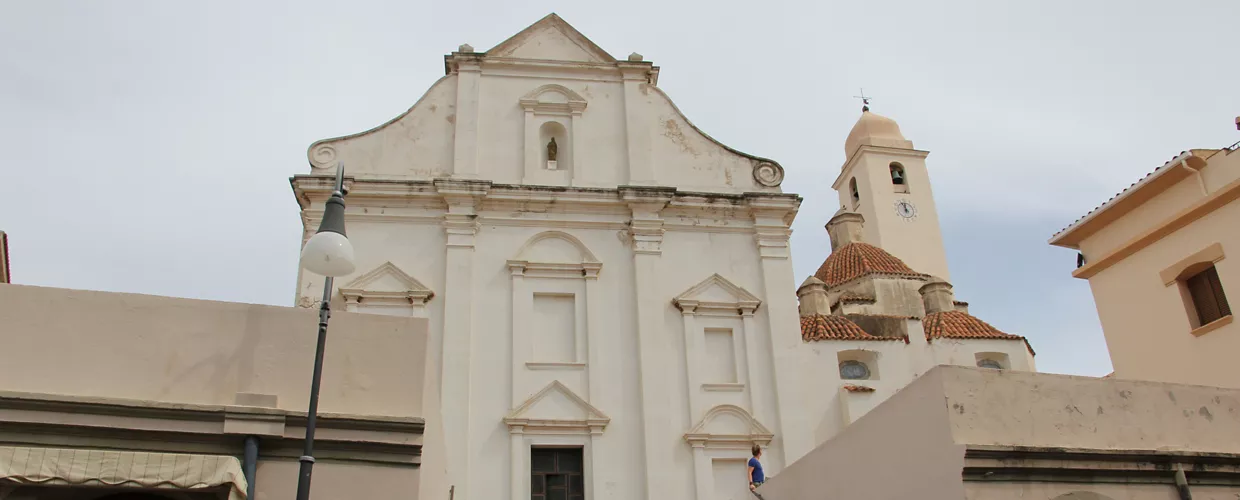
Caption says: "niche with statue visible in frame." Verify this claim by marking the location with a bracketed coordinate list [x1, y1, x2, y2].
[519, 83, 587, 186]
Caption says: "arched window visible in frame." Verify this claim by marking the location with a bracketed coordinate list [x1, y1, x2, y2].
[890, 163, 909, 193]
[848, 177, 860, 208]
[975, 352, 1010, 370]
[977, 359, 1003, 369]
[839, 360, 871, 380]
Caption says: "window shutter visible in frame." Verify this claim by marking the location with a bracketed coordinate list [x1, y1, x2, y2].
[1205, 267, 1231, 317]
[1187, 270, 1222, 325]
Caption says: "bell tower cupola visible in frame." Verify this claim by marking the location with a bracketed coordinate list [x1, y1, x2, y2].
[832, 107, 951, 281]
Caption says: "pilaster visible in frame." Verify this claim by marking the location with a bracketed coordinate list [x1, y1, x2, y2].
[450, 54, 483, 178]
[621, 186, 673, 499]
[619, 63, 654, 185]
[746, 194, 808, 468]
[583, 263, 603, 401]
[509, 425, 525, 500]
[435, 179, 488, 500]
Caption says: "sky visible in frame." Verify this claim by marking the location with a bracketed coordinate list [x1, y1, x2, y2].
[2, 0, 1238, 377]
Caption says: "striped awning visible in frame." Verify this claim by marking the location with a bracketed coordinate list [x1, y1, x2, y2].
[0, 446, 247, 499]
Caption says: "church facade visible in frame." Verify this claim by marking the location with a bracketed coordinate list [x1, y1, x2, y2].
[291, 14, 1034, 500]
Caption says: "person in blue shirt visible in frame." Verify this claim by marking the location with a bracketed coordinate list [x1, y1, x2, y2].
[748, 444, 765, 491]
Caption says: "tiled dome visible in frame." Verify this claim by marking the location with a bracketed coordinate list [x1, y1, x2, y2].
[813, 242, 925, 288]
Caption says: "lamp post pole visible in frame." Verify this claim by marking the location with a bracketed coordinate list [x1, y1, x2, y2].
[294, 164, 354, 500]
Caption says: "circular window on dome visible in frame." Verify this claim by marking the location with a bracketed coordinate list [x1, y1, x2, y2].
[839, 360, 871, 380]
[977, 359, 1004, 370]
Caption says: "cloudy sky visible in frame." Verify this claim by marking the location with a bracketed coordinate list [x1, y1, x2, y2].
[3, 1, 1237, 376]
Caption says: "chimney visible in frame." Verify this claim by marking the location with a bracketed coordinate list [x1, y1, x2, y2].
[796, 276, 831, 316]
[825, 211, 865, 251]
[919, 277, 955, 314]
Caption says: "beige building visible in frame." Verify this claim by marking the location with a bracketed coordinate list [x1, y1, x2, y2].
[0, 284, 429, 500]
[758, 365, 1240, 499]
[1050, 122, 1239, 388]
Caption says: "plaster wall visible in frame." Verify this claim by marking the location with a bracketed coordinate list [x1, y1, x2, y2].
[293, 203, 797, 500]
[1078, 174, 1208, 258]
[311, 76, 458, 180]
[799, 332, 1032, 444]
[309, 63, 778, 194]
[940, 368, 1240, 453]
[255, 460, 419, 500]
[0, 284, 428, 418]
[756, 367, 967, 500]
[1087, 198, 1240, 388]
[760, 366, 1240, 500]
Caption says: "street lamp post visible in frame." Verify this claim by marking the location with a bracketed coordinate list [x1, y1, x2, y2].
[295, 163, 356, 500]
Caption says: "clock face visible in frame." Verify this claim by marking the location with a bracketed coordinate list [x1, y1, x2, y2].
[895, 200, 918, 219]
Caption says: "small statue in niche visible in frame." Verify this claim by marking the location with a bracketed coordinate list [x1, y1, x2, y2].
[547, 137, 558, 162]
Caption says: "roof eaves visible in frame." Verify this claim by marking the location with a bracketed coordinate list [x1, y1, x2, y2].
[1049, 151, 1198, 248]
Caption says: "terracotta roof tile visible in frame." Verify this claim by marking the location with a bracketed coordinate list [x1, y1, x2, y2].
[842, 385, 876, 393]
[813, 242, 926, 287]
[801, 314, 902, 342]
[923, 310, 1034, 354]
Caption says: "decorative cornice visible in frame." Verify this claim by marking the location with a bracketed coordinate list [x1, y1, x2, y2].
[0, 391, 424, 464]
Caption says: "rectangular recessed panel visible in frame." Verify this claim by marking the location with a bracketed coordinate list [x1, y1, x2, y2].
[533, 293, 576, 362]
[712, 458, 749, 500]
[704, 328, 738, 384]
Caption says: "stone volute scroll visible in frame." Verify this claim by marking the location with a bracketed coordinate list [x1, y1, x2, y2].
[753, 161, 785, 187]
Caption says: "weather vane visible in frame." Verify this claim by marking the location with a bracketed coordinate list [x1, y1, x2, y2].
[852, 88, 872, 111]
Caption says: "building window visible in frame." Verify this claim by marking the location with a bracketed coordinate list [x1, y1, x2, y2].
[890, 163, 909, 193]
[849, 177, 860, 208]
[532, 448, 584, 500]
[839, 360, 871, 380]
[1185, 265, 1231, 326]
[974, 352, 1010, 370]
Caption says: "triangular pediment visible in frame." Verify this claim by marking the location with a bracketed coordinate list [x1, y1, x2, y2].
[339, 262, 433, 301]
[673, 274, 762, 312]
[507, 381, 608, 423]
[487, 14, 616, 63]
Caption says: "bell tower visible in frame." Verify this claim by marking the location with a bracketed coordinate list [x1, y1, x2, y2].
[832, 107, 951, 281]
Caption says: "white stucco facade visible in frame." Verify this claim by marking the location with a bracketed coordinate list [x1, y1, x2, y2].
[290, 14, 1037, 500]
[292, 14, 802, 500]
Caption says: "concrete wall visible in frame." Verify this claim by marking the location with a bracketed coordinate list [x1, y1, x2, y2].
[0, 283, 430, 500]
[757, 367, 968, 500]
[1081, 149, 1240, 388]
[0, 283, 428, 417]
[760, 366, 1240, 499]
[942, 367, 1239, 453]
